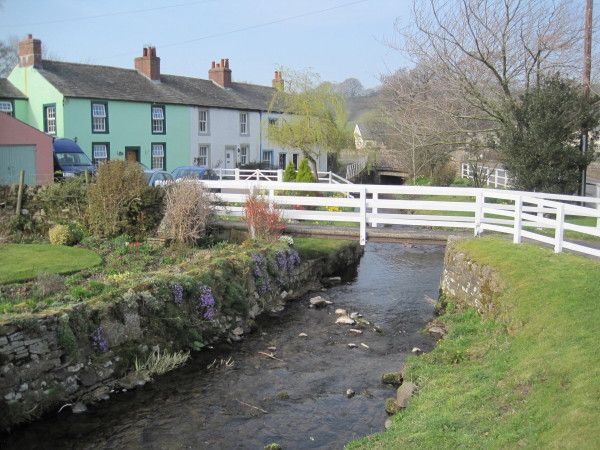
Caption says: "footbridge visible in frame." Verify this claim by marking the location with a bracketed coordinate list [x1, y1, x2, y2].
[198, 179, 600, 259]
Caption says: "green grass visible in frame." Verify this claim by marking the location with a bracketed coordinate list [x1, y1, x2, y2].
[348, 236, 600, 449]
[294, 237, 356, 260]
[0, 244, 102, 284]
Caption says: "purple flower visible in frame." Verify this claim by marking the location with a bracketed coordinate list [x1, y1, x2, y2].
[196, 285, 215, 319]
[172, 284, 183, 305]
[91, 326, 108, 353]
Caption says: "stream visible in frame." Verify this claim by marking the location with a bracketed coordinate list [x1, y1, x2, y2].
[1, 242, 446, 450]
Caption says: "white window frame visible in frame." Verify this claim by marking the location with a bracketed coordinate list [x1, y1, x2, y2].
[46, 106, 56, 134]
[152, 106, 165, 134]
[197, 144, 210, 166]
[93, 144, 108, 165]
[239, 145, 249, 166]
[0, 101, 13, 115]
[262, 150, 273, 166]
[198, 109, 209, 134]
[152, 144, 165, 170]
[92, 103, 107, 132]
[239, 112, 248, 135]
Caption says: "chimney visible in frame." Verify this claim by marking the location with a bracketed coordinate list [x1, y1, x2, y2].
[135, 46, 161, 81]
[18, 34, 42, 68]
[272, 71, 284, 91]
[209, 58, 232, 88]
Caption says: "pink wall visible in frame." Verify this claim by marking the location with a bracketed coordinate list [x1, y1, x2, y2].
[0, 112, 54, 185]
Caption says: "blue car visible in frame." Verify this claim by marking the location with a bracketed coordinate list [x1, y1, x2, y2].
[171, 166, 219, 181]
[144, 169, 174, 186]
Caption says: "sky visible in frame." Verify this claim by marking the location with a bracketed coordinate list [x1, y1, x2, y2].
[0, 0, 413, 90]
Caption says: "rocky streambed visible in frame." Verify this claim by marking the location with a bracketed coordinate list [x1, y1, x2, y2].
[1, 242, 446, 449]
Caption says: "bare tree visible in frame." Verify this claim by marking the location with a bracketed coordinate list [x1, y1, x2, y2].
[0, 35, 62, 77]
[334, 78, 366, 98]
[392, 0, 585, 134]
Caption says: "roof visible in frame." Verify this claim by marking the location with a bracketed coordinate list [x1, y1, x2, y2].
[0, 79, 27, 99]
[36, 60, 278, 112]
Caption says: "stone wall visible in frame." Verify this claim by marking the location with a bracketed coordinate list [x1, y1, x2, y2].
[439, 238, 502, 314]
[0, 242, 363, 430]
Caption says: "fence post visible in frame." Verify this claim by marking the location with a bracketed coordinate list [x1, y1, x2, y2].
[513, 195, 523, 244]
[15, 170, 25, 216]
[554, 203, 565, 253]
[474, 190, 483, 236]
[359, 188, 367, 245]
[371, 192, 379, 228]
[277, 169, 283, 182]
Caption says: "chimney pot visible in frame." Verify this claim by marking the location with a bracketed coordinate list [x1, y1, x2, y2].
[209, 57, 233, 88]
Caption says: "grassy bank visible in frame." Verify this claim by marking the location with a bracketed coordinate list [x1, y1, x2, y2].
[348, 237, 600, 449]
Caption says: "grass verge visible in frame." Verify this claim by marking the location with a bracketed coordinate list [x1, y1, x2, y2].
[0, 244, 102, 284]
[348, 236, 600, 449]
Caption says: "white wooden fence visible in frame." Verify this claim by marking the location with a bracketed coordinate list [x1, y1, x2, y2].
[213, 168, 352, 184]
[197, 180, 600, 258]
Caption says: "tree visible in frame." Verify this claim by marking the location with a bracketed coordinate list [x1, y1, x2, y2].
[497, 74, 598, 194]
[267, 69, 352, 177]
[0, 36, 19, 77]
[334, 78, 365, 98]
[392, 0, 587, 136]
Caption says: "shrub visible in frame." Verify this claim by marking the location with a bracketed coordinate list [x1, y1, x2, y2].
[162, 178, 216, 244]
[432, 163, 458, 187]
[283, 162, 297, 182]
[48, 224, 69, 245]
[37, 178, 89, 225]
[296, 159, 317, 183]
[243, 189, 286, 241]
[86, 160, 148, 238]
[35, 272, 65, 298]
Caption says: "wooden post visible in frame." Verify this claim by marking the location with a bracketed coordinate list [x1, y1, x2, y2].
[84, 169, 89, 184]
[15, 170, 25, 216]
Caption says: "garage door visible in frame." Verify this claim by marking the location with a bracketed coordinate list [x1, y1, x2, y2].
[0, 145, 37, 186]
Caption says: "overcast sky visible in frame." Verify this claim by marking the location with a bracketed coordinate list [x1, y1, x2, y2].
[0, 0, 413, 90]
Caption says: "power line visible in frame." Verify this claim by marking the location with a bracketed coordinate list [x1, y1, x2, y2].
[96, 0, 371, 61]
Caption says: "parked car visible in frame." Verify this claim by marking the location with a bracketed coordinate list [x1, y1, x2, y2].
[144, 169, 173, 187]
[171, 166, 219, 181]
[53, 138, 96, 178]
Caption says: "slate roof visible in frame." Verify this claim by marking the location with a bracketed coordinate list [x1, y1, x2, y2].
[0, 79, 27, 99]
[37, 60, 278, 111]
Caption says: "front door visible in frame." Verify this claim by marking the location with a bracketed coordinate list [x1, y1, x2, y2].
[225, 146, 236, 169]
[279, 153, 287, 169]
[125, 147, 140, 163]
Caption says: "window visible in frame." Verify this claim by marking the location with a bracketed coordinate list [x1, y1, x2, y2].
[92, 143, 109, 165]
[239, 145, 248, 166]
[91, 102, 107, 133]
[44, 104, 56, 134]
[197, 144, 209, 166]
[268, 117, 278, 126]
[152, 143, 165, 169]
[262, 150, 273, 166]
[198, 109, 209, 134]
[239, 112, 248, 135]
[0, 101, 13, 116]
[152, 106, 165, 134]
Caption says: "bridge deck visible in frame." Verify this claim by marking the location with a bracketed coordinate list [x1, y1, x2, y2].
[213, 220, 469, 245]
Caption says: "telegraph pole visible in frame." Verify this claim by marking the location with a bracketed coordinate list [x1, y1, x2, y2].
[581, 0, 593, 197]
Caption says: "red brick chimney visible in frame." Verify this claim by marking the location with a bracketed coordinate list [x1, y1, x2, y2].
[135, 46, 160, 81]
[18, 34, 42, 68]
[209, 58, 232, 88]
[272, 71, 284, 91]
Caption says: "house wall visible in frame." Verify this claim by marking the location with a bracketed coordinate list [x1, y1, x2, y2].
[63, 99, 189, 171]
[0, 112, 54, 185]
[8, 66, 65, 137]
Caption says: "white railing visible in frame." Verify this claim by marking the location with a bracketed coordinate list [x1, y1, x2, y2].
[212, 168, 352, 184]
[197, 180, 600, 257]
[346, 156, 368, 181]
[461, 163, 511, 188]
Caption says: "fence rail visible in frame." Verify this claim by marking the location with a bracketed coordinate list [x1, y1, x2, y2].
[212, 168, 352, 184]
[195, 180, 600, 257]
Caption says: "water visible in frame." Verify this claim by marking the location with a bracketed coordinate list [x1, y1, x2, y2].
[1, 243, 445, 450]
